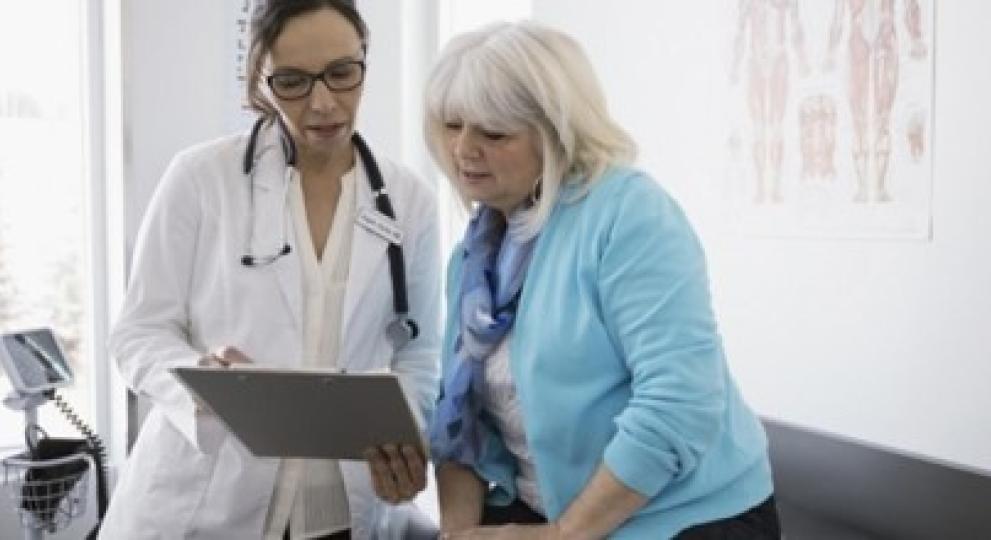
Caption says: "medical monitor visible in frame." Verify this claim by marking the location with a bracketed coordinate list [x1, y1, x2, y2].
[0, 328, 74, 393]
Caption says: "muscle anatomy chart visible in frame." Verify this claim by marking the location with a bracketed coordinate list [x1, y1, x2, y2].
[722, 0, 933, 239]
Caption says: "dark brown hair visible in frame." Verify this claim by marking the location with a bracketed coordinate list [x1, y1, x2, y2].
[246, 0, 368, 117]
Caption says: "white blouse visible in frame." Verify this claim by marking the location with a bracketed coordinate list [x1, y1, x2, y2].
[481, 334, 545, 515]
[263, 165, 356, 540]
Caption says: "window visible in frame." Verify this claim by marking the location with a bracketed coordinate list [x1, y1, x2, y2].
[0, 2, 117, 456]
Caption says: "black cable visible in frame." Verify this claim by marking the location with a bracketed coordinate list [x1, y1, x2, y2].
[49, 391, 109, 538]
[352, 132, 412, 318]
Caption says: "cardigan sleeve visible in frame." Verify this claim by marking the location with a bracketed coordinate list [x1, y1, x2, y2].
[598, 175, 728, 498]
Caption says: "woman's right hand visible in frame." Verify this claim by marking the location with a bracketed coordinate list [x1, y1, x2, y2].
[198, 346, 253, 368]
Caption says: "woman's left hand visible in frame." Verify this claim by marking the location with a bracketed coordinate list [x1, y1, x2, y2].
[441, 524, 563, 540]
[363, 443, 426, 504]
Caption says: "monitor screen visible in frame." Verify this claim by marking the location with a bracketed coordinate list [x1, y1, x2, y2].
[0, 328, 73, 393]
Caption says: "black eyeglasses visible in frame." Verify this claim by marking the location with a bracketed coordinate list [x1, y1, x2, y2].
[266, 59, 366, 100]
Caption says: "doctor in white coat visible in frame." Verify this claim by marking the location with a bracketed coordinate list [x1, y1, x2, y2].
[99, 1, 440, 538]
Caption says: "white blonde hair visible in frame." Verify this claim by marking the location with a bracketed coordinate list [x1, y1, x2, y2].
[424, 20, 636, 238]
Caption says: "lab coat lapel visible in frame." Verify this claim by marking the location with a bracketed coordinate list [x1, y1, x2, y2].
[341, 157, 389, 356]
[249, 125, 302, 328]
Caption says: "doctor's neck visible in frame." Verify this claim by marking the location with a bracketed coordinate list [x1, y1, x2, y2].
[296, 140, 356, 182]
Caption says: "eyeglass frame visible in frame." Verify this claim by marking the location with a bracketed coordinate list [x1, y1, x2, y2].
[265, 58, 366, 100]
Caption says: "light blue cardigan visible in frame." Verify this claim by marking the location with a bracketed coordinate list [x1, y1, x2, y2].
[437, 167, 774, 538]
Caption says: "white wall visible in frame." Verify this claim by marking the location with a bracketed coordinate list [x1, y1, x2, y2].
[121, 0, 228, 252]
[533, 0, 991, 472]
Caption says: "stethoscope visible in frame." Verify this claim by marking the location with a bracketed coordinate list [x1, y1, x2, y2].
[240, 116, 418, 349]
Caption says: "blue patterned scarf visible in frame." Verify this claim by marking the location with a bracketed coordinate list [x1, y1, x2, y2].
[429, 206, 536, 465]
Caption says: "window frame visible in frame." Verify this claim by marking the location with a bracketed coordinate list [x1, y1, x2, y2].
[82, 0, 127, 471]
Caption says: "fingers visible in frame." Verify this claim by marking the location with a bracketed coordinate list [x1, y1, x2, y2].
[364, 447, 399, 503]
[216, 346, 252, 366]
[199, 346, 253, 368]
[383, 444, 417, 498]
[381, 444, 415, 501]
[402, 444, 427, 492]
[364, 444, 427, 504]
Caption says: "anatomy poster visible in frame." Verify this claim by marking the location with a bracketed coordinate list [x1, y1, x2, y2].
[720, 0, 933, 239]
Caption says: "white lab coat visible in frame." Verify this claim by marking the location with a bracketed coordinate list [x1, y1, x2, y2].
[99, 122, 441, 539]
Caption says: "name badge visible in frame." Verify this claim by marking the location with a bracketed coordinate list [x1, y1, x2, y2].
[357, 207, 403, 245]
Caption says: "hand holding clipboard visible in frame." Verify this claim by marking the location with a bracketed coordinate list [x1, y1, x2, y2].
[173, 350, 426, 503]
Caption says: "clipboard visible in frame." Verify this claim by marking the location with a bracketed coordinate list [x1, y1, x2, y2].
[170, 366, 425, 460]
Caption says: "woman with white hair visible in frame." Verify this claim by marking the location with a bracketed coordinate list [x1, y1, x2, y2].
[425, 21, 780, 539]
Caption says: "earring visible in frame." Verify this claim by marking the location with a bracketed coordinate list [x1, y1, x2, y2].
[528, 177, 543, 206]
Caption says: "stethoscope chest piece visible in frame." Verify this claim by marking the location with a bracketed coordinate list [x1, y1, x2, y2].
[385, 317, 418, 350]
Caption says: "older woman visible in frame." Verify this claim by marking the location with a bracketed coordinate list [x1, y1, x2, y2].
[100, 1, 440, 538]
[425, 22, 779, 539]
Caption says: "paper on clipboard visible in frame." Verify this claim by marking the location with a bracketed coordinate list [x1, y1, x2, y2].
[170, 366, 425, 460]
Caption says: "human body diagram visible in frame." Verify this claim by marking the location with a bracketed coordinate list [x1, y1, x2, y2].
[725, 0, 932, 238]
[826, 0, 927, 203]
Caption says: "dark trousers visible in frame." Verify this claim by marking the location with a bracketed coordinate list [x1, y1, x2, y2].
[283, 527, 350, 540]
[480, 495, 780, 539]
[675, 496, 780, 539]
[481, 498, 547, 526]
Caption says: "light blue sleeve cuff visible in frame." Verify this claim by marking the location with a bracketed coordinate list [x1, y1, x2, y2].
[603, 429, 675, 499]
[474, 418, 519, 506]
